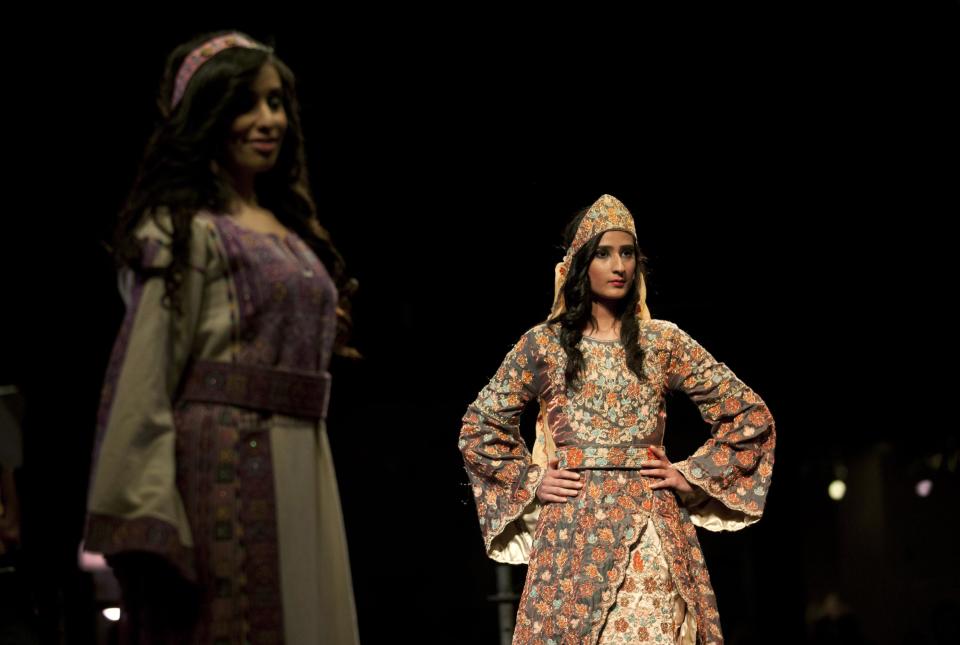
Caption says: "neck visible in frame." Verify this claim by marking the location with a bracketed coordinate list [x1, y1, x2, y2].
[223, 167, 259, 210]
[587, 298, 620, 335]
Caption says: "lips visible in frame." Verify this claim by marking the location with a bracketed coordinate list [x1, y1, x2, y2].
[609, 280, 626, 287]
[248, 139, 279, 153]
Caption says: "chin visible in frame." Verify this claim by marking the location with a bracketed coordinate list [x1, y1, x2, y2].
[246, 161, 277, 174]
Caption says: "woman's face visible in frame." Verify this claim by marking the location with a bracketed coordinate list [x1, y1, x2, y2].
[587, 230, 637, 302]
[223, 63, 288, 179]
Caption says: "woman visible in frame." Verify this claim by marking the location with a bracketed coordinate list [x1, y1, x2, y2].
[459, 194, 775, 644]
[85, 31, 359, 644]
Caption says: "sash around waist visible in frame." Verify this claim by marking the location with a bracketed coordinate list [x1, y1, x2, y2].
[555, 444, 663, 470]
[179, 359, 331, 420]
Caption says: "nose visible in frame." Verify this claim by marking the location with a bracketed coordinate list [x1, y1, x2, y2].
[611, 254, 625, 274]
[255, 101, 283, 129]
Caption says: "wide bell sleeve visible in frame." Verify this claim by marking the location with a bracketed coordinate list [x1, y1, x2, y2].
[85, 215, 211, 581]
[459, 329, 549, 563]
[664, 323, 776, 532]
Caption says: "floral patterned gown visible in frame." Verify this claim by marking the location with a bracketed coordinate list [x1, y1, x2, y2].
[459, 320, 775, 645]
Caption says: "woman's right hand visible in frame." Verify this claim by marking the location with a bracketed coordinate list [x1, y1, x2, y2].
[107, 552, 201, 628]
[537, 458, 583, 503]
[0, 518, 19, 553]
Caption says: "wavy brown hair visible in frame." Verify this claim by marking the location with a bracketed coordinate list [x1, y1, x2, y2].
[112, 31, 357, 354]
[548, 208, 647, 388]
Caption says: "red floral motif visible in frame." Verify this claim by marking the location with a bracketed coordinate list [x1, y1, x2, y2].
[608, 448, 626, 467]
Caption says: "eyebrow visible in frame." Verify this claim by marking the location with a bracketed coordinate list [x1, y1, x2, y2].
[596, 244, 635, 250]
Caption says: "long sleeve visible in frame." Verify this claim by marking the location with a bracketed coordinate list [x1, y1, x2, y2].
[664, 323, 776, 532]
[459, 329, 548, 563]
[85, 215, 211, 581]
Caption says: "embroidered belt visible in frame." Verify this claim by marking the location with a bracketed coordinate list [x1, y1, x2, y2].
[180, 359, 331, 420]
[555, 444, 664, 470]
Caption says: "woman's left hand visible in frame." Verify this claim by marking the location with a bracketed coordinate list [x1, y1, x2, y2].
[640, 445, 693, 493]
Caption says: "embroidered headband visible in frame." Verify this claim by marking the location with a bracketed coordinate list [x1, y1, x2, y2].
[171, 33, 271, 109]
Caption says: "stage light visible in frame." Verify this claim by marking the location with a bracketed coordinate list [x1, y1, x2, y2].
[828, 480, 846, 501]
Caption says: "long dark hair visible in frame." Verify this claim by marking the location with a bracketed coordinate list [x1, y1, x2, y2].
[548, 208, 648, 388]
[112, 31, 357, 352]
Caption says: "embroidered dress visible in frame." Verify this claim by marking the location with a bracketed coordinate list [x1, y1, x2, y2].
[459, 321, 775, 644]
[86, 214, 359, 644]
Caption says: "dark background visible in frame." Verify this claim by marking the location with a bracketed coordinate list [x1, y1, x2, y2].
[2, 5, 957, 644]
